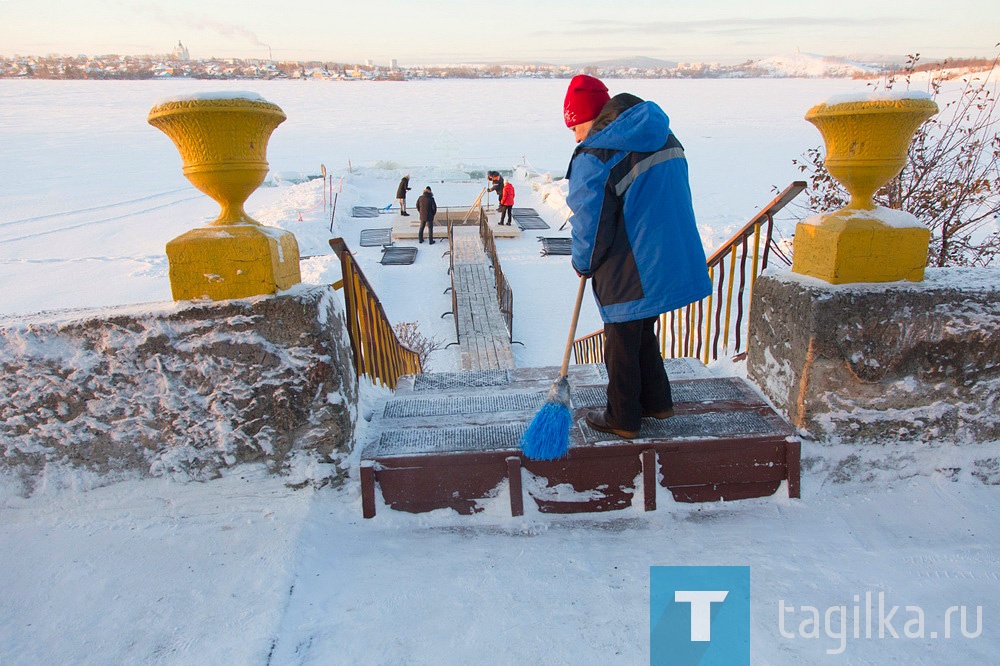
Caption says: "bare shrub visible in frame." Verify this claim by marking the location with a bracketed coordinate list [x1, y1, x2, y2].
[393, 321, 446, 372]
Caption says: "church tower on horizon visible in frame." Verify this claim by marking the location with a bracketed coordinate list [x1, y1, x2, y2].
[173, 41, 190, 61]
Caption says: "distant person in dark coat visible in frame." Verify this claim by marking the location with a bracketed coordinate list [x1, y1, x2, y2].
[396, 174, 411, 216]
[487, 170, 505, 210]
[416, 186, 437, 244]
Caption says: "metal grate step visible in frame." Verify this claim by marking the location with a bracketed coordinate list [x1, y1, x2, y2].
[383, 392, 544, 419]
[384, 378, 755, 420]
[590, 359, 710, 382]
[572, 379, 755, 409]
[580, 410, 776, 442]
[371, 422, 527, 456]
[411, 369, 513, 391]
[369, 409, 777, 457]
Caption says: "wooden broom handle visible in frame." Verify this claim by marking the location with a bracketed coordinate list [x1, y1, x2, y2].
[560, 275, 588, 378]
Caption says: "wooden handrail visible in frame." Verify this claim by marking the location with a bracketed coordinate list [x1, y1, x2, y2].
[705, 182, 805, 266]
[329, 238, 422, 388]
[479, 213, 515, 340]
[572, 329, 605, 365]
[444, 218, 460, 342]
[573, 181, 805, 365]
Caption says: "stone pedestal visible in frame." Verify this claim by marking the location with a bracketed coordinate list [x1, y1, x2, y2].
[792, 210, 930, 284]
[747, 269, 1000, 443]
[166, 225, 301, 301]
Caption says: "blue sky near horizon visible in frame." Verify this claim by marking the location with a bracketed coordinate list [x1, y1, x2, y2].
[0, 0, 996, 64]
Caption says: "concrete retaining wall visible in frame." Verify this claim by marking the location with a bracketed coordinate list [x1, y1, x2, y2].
[0, 285, 357, 492]
[747, 268, 1000, 443]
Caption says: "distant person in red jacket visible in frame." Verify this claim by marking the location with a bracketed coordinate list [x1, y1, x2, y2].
[499, 180, 515, 225]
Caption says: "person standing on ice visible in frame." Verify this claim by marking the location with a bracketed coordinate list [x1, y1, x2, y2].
[396, 174, 411, 216]
[416, 186, 437, 244]
[563, 74, 712, 439]
[498, 179, 515, 225]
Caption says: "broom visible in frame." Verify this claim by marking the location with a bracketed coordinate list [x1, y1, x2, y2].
[520, 275, 588, 460]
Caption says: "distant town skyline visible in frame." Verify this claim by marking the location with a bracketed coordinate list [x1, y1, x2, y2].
[1, 0, 997, 65]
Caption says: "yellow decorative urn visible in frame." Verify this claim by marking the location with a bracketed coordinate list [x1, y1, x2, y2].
[792, 93, 938, 284]
[148, 92, 301, 301]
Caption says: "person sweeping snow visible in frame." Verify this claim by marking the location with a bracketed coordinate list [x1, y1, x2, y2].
[521, 74, 713, 459]
[563, 74, 712, 439]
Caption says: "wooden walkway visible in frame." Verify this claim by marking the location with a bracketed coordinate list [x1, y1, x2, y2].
[450, 226, 516, 371]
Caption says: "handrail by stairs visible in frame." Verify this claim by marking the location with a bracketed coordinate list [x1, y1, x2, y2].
[443, 216, 460, 343]
[573, 181, 805, 365]
[329, 237, 422, 389]
[479, 215, 515, 340]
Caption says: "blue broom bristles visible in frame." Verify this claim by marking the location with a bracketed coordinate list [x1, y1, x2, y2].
[519, 400, 573, 461]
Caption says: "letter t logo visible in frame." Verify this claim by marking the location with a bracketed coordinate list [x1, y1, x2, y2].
[675, 590, 729, 641]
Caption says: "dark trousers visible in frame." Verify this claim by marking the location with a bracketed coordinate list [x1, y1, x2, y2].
[604, 316, 673, 431]
[499, 205, 512, 225]
[419, 219, 434, 242]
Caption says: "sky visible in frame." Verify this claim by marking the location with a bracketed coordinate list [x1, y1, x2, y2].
[0, 0, 997, 65]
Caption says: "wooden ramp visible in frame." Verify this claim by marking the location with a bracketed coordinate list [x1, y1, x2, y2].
[359, 359, 801, 518]
[450, 226, 515, 371]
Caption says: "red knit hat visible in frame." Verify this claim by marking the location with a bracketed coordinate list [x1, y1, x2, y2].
[563, 74, 610, 128]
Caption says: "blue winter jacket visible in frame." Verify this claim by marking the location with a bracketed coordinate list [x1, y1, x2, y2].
[568, 95, 712, 323]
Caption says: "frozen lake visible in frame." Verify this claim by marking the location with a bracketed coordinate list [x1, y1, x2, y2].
[1, 77, 872, 317]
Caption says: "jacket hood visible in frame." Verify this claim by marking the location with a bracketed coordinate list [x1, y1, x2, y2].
[582, 99, 671, 153]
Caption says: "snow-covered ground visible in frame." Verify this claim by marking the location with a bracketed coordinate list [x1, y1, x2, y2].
[1, 79, 998, 664]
